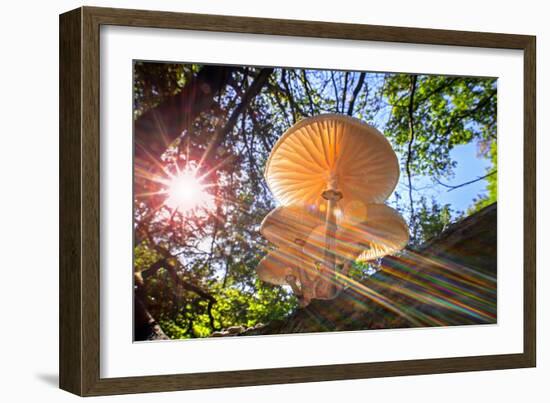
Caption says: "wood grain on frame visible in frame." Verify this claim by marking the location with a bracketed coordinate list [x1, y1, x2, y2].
[59, 6, 536, 396]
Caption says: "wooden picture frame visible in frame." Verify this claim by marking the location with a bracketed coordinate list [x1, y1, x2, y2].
[59, 6, 536, 396]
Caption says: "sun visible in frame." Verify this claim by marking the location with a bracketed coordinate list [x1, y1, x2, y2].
[164, 170, 213, 213]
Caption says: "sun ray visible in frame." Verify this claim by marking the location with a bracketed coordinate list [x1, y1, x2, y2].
[162, 169, 215, 214]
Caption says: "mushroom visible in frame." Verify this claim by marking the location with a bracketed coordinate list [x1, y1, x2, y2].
[255, 248, 295, 286]
[265, 114, 400, 273]
[302, 203, 409, 263]
[265, 114, 399, 208]
[256, 247, 320, 306]
[260, 205, 323, 251]
[342, 203, 409, 262]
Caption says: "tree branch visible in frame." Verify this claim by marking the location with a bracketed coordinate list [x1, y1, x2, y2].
[134, 291, 169, 341]
[406, 75, 418, 235]
[331, 72, 340, 113]
[301, 70, 316, 114]
[442, 89, 497, 138]
[342, 72, 349, 111]
[197, 68, 274, 175]
[134, 65, 234, 169]
[435, 170, 497, 192]
[347, 72, 366, 116]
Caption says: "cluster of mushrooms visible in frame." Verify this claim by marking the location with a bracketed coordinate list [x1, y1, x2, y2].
[256, 114, 409, 306]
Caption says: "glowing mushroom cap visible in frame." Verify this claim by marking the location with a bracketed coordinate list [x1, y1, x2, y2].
[260, 206, 323, 250]
[341, 204, 409, 261]
[265, 114, 399, 207]
[256, 248, 310, 286]
[303, 204, 409, 263]
[302, 225, 359, 264]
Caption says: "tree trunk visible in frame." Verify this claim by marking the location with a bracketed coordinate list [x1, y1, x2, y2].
[134, 290, 169, 341]
[245, 203, 497, 335]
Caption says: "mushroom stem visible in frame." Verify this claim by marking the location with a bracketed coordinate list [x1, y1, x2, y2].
[324, 197, 338, 273]
[321, 178, 342, 275]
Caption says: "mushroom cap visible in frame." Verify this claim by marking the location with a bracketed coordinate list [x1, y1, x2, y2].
[341, 203, 409, 261]
[256, 248, 312, 286]
[260, 206, 323, 250]
[265, 114, 399, 207]
[302, 204, 409, 263]
[302, 225, 360, 264]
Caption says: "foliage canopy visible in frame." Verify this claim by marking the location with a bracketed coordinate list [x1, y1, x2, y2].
[133, 62, 497, 339]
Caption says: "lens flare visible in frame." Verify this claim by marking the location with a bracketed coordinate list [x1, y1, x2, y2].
[164, 170, 213, 213]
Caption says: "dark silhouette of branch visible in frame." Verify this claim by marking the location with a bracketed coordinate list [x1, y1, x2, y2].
[281, 70, 298, 122]
[206, 300, 217, 331]
[342, 72, 349, 111]
[134, 289, 169, 341]
[388, 77, 459, 109]
[141, 258, 169, 279]
[134, 65, 234, 168]
[301, 70, 316, 114]
[197, 68, 274, 175]
[241, 112, 270, 194]
[417, 77, 459, 104]
[406, 75, 418, 235]
[248, 111, 275, 151]
[441, 89, 497, 138]
[140, 253, 215, 304]
[435, 170, 497, 192]
[270, 88, 293, 127]
[277, 71, 308, 121]
[347, 72, 366, 116]
[139, 239, 219, 334]
[168, 259, 220, 333]
[331, 72, 340, 113]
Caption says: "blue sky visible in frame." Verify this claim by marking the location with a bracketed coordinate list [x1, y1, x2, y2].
[355, 72, 494, 217]
[392, 141, 491, 215]
[437, 142, 491, 211]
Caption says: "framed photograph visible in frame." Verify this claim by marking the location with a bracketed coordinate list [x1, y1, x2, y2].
[59, 6, 536, 396]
